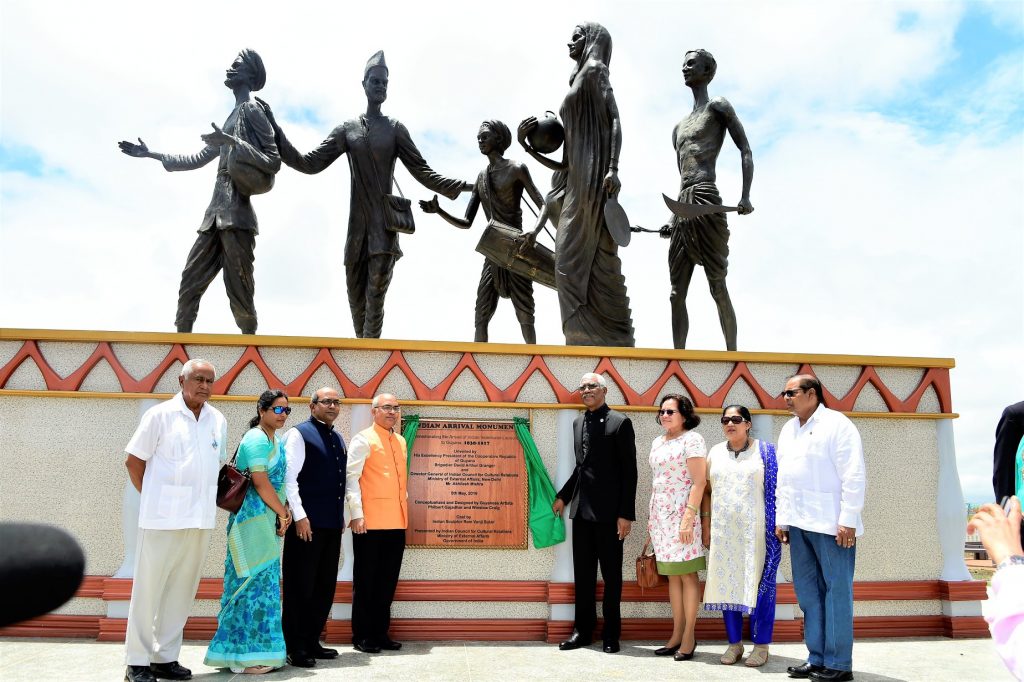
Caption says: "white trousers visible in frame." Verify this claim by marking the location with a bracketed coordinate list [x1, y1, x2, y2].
[124, 528, 211, 666]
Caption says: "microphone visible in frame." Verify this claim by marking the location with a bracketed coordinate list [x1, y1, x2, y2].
[0, 523, 86, 627]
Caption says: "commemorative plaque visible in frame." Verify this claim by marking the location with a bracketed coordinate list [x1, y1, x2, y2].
[406, 419, 527, 549]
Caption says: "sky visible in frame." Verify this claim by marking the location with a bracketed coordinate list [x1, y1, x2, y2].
[1, 0, 1021, 503]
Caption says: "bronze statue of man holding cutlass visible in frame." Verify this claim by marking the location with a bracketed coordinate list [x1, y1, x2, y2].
[649, 48, 754, 351]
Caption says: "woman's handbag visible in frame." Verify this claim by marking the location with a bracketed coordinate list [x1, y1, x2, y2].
[636, 537, 666, 589]
[216, 444, 250, 513]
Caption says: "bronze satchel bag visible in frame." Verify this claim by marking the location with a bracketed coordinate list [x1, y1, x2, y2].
[216, 443, 250, 513]
[362, 115, 415, 235]
[636, 537, 666, 589]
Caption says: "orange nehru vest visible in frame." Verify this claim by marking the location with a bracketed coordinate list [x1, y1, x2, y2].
[359, 423, 408, 530]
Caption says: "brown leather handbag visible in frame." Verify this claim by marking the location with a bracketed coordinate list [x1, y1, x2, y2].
[636, 538, 666, 589]
[216, 444, 250, 513]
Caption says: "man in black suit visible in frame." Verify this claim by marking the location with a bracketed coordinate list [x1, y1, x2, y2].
[993, 400, 1024, 544]
[281, 387, 348, 668]
[553, 372, 638, 654]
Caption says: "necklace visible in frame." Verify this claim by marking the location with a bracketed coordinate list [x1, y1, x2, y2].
[726, 438, 751, 458]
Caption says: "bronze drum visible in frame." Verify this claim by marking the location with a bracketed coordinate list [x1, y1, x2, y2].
[475, 221, 557, 291]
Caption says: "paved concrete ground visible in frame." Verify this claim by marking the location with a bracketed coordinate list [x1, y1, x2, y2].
[0, 637, 1012, 682]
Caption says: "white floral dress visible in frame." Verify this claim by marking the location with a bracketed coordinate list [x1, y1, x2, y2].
[647, 431, 706, 573]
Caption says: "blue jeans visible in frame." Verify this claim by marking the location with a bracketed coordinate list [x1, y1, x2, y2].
[789, 527, 855, 671]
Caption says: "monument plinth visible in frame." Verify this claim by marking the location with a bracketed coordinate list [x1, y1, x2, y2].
[0, 328, 986, 641]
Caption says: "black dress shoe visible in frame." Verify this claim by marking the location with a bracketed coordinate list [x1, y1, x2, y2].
[287, 652, 316, 668]
[673, 641, 697, 661]
[558, 632, 592, 650]
[788, 662, 826, 678]
[380, 638, 402, 651]
[126, 666, 157, 682]
[809, 668, 854, 681]
[602, 641, 620, 653]
[311, 645, 339, 659]
[150, 661, 192, 680]
[353, 639, 382, 654]
[654, 644, 680, 656]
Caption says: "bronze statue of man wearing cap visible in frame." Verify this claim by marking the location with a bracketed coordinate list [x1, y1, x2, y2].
[119, 49, 281, 335]
[264, 51, 471, 339]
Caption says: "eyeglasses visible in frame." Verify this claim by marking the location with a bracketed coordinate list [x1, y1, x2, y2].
[271, 406, 292, 415]
[782, 388, 805, 398]
[721, 415, 747, 424]
[315, 399, 342, 407]
[376, 405, 401, 413]
[658, 409, 677, 416]
[578, 382, 601, 392]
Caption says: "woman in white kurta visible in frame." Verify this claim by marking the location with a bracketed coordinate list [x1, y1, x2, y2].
[647, 394, 706, 662]
[702, 404, 780, 668]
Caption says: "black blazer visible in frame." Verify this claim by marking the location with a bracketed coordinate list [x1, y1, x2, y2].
[557, 406, 637, 523]
[993, 401, 1024, 501]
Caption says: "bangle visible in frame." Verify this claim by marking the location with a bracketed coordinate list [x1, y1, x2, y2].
[685, 504, 699, 514]
[700, 511, 711, 518]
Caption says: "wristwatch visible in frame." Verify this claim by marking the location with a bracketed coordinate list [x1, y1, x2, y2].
[996, 555, 1024, 571]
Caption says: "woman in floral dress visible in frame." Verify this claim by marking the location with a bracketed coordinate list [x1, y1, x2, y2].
[702, 404, 780, 668]
[647, 394, 706, 662]
[205, 390, 292, 674]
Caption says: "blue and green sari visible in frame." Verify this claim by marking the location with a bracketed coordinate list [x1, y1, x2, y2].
[205, 428, 287, 670]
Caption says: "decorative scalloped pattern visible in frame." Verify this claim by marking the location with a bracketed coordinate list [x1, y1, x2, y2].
[0, 339, 952, 413]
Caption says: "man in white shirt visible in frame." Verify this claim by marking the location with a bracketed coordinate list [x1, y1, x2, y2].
[281, 387, 347, 668]
[775, 374, 865, 682]
[123, 359, 227, 682]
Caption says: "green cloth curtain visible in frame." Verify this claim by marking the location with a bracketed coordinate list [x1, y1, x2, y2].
[400, 415, 564, 549]
[401, 414, 420, 474]
[514, 417, 565, 548]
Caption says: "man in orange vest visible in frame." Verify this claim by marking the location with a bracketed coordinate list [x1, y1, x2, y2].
[345, 393, 408, 654]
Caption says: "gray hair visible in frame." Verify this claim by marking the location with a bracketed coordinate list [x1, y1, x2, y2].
[371, 393, 397, 408]
[580, 372, 607, 388]
[180, 359, 215, 380]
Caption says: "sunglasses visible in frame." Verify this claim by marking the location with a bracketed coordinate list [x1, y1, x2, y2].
[271, 406, 292, 415]
[578, 382, 602, 392]
[721, 415, 747, 424]
[315, 399, 342, 407]
[658, 409, 677, 416]
[782, 388, 805, 398]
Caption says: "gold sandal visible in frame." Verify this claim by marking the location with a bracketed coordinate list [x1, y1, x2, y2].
[242, 665, 275, 675]
[720, 643, 744, 664]
[744, 644, 769, 667]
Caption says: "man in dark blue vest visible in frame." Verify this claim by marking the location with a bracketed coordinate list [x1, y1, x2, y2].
[282, 387, 347, 668]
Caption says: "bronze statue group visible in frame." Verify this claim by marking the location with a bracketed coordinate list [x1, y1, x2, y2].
[120, 22, 754, 351]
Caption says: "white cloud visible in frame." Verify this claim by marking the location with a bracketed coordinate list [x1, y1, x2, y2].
[2, 0, 1021, 502]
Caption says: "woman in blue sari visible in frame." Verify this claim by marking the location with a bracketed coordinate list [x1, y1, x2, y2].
[206, 390, 292, 674]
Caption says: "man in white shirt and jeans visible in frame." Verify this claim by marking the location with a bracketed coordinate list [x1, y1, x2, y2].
[775, 374, 865, 682]
[123, 359, 227, 682]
